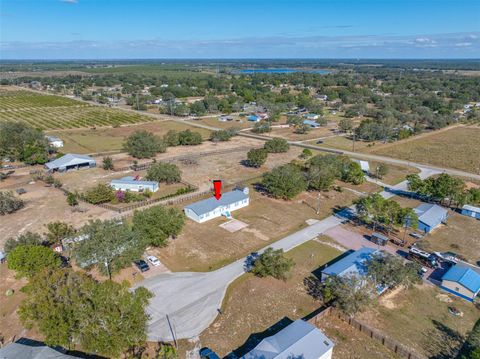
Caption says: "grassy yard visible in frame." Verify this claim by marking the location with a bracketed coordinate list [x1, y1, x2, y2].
[186, 116, 252, 130]
[368, 161, 420, 185]
[154, 187, 359, 272]
[370, 126, 480, 173]
[266, 126, 335, 141]
[195, 240, 342, 357]
[415, 211, 480, 264]
[357, 285, 480, 358]
[48, 120, 211, 153]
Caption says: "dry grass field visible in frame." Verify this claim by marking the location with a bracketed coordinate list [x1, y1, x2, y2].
[48, 120, 211, 153]
[357, 285, 480, 358]
[266, 126, 336, 141]
[369, 126, 480, 173]
[186, 115, 253, 130]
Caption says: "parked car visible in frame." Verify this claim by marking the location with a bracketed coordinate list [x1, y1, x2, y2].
[199, 347, 220, 359]
[316, 140, 324, 144]
[134, 260, 149, 272]
[146, 255, 160, 267]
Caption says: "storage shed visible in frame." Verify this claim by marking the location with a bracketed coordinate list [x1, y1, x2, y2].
[45, 153, 96, 172]
[441, 262, 480, 302]
[184, 187, 249, 223]
[414, 203, 448, 233]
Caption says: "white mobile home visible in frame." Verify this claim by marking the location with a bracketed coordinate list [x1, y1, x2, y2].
[110, 176, 159, 192]
[184, 187, 249, 223]
[46, 135, 64, 148]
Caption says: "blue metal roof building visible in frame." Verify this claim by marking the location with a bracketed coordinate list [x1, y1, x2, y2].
[414, 203, 448, 233]
[241, 319, 334, 359]
[321, 247, 378, 281]
[184, 188, 249, 223]
[461, 204, 480, 219]
[45, 153, 96, 172]
[441, 262, 480, 302]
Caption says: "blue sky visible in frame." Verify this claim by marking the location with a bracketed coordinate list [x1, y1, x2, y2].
[1, 0, 479, 59]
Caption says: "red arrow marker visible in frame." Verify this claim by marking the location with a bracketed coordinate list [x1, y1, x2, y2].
[213, 180, 222, 200]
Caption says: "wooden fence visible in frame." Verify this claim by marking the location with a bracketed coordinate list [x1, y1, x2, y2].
[307, 307, 426, 359]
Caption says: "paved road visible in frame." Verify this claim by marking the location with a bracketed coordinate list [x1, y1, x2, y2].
[137, 167, 439, 341]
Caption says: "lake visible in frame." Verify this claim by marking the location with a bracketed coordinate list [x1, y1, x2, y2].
[237, 68, 331, 74]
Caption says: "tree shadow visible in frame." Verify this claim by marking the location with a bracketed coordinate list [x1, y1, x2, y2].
[425, 320, 464, 359]
[226, 317, 294, 358]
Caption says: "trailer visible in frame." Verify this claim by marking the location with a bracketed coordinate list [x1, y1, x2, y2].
[408, 246, 438, 268]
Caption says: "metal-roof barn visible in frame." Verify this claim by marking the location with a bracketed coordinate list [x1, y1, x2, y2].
[184, 188, 249, 223]
[0, 337, 78, 358]
[414, 203, 448, 233]
[461, 204, 480, 219]
[241, 319, 334, 359]
[441, 262, 480, 302]
[45, 153, 96, 172]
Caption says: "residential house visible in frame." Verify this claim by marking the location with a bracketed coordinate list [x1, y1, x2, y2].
[241, 319, 334, 359]
[461, 204, 480, 219]
[0, 337, 79, 358]
[304, 113, 320, 120]
[219, 115, 234, 122]
[110, 176, 159, 193]
[316, 94, 328, 101]
[414, 203, 448, 233]
[256, 111, 269, 120]
[184, 187, 249, 223]
[441, 262, 480, 302]
[321, 247, 378, 283]
[303, 119, 320, 128]
[46, 135, 64, 148]
[45, 153, 96, 172]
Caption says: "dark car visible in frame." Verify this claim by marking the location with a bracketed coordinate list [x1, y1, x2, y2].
[316, 140, 323, 144]
[199, 347, 220, 359]
[134, 260, 149, 272]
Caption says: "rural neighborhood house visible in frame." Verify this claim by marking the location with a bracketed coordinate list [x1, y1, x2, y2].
[184, 187, 249, 223]
[240, 319, 334, 359]
[110, 176, 159, 192]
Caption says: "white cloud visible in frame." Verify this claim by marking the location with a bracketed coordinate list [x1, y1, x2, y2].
[60, 0, 78, 4]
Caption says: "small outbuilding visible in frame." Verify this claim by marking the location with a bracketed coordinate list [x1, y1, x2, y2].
[184, 187, 249, 223]
[441, 262, 480, 302]
[304, 113, 320, 120]
[45, 153, 96, 172]
[461, 204, 480, 219]
[110, 176, 159, 193]
[353, 159, 370, 173]
[241, 319, 334, 359]
[414, 203, 448, 233]
[303, 119, 320, 128]
[46, 135, 64, 148]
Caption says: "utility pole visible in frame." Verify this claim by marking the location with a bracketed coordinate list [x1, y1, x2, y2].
[352, 130, 356, 152]
[316, 193, 321, 215]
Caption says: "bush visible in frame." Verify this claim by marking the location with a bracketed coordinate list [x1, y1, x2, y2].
[251, 248, 295, 281]
[146, 163, 181, 184]
[300, 148, 313, 159]
[262, 164, 306, 199]
[246, 148, 268, 168]
[0, 191, 24, 215]
[102, 156, 114, 170]
[210, 128, 237, 142]
[7, 245, 62, 278]
[251, 122, 271, 134]
[83, 184, 115, 204]
[163, 130, 180, 146]
[123, 130, 166, 158]
[66, 192, 78, 206]
[264, 138, 290, 153]
[178, 130, 202, 146]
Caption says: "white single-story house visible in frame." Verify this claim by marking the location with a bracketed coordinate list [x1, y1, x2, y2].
[45, 153, 96, 172]
[46, 135, 64, 148]
[461, 204, 480, 219]
[441, 262, 480, 302]
[110, 176, 159, 192]
[304, 113, 320, 120]
[241, 319, 334, 359]
[184, 187, 249, 223]
[303, 119, 320, 128]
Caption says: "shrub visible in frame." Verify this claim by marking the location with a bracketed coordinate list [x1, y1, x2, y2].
[210, 128, 237, 142]
[251, 248, 295, 281]
[7, 245, 62, 278]
[66, 192, 78, 206]
[178, 130, 202, 145]
[83, 184, 115, 204]
[246, 148, 268, 168]
[251, 122, 271, 134]
[262, 164, 306, 199]
[0, 191, 24, 215]
[300, 148, 313, 159]
[264, 138, 290, 153]
[102, 156, 114, 170]
[146, 163, 181, 183]
[4, 232, 44, 254]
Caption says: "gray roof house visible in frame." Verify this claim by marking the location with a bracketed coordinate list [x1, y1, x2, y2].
[241, 319, 334, 359]
[45, 153, 96, 172]
[0, 338, 78, 359]
[184, 187, 249, 223]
